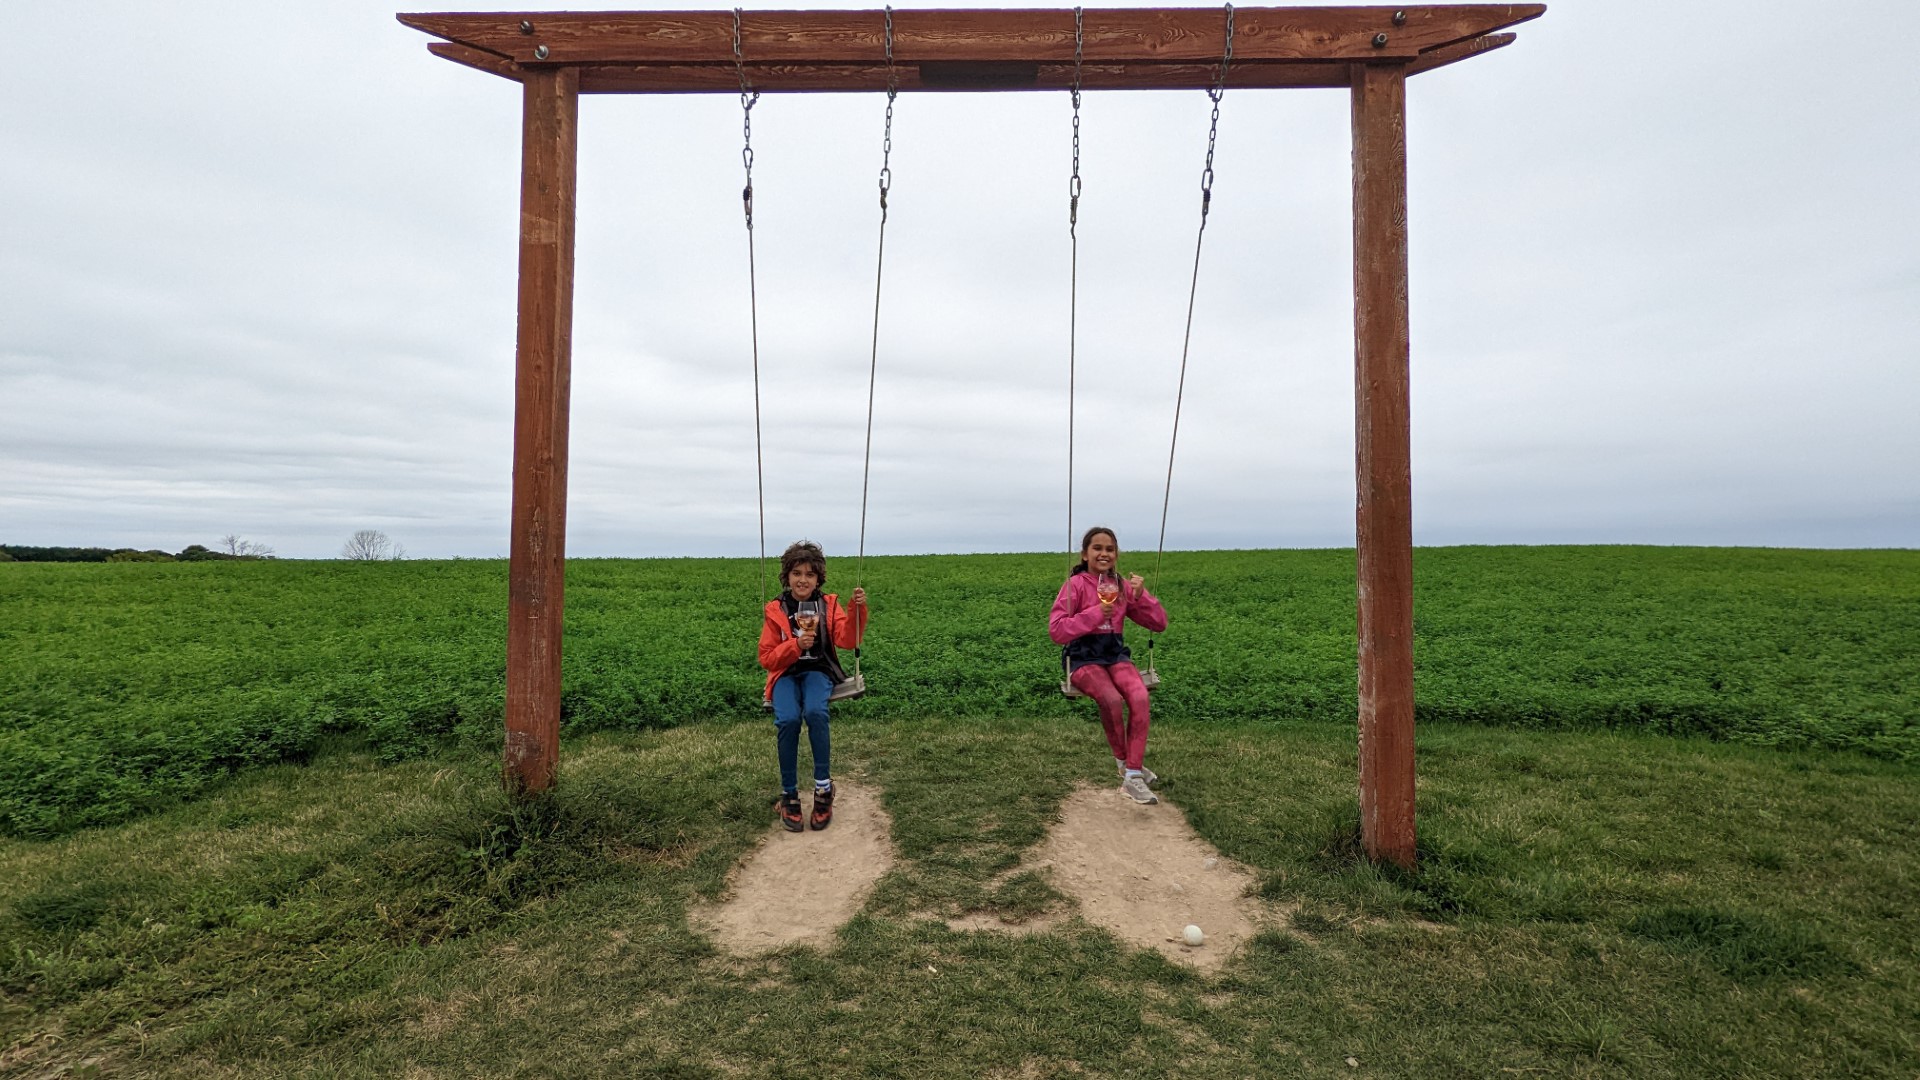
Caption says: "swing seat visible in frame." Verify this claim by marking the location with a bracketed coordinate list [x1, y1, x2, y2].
[761, 672, 867, 710]
[1059, 667, 1160, 698]
[829, 672, 867, 702]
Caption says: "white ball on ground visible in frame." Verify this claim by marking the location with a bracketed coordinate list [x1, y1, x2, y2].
[1183, 924, 1205, 946]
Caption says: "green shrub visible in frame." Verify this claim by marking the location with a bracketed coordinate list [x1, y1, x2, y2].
[105, 549, 176, 563]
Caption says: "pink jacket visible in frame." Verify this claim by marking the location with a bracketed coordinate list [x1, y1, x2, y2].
[1049, 572, 1167, 645]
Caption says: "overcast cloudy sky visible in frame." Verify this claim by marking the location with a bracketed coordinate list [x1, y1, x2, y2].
[3, 1, 1914, 559]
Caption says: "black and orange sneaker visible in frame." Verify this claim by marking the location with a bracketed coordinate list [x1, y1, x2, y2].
[809, 783, 835, 831]
[776, 791, 804, 832]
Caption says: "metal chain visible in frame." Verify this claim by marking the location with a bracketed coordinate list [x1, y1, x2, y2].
[734, 9, 760, 231]
[1066, 7, 1083, 578]
[1069, 6, 1084, 239]
[1152, 3, 1234, 661]
[875, 5, 898, 224]
[1199, 3, 1234, 224]
[734, 9, 769, 605]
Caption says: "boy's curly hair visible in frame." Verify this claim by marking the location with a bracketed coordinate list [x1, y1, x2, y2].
[779, 540, 827, 588]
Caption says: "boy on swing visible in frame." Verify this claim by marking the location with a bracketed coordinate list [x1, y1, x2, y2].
[759, 540, 868, 832]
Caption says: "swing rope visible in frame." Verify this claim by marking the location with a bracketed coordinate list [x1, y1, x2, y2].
[853, 5, 900, 686]
[1146, 2, 1234, 678]
[1065, 6, 1084, 581]
[1059, 9, 1088, 697]
[734, 9, 769, 607]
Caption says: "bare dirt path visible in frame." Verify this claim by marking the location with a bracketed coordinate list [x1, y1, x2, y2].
[690, 779, 895, 955]
[1008, 784, 1265, 971]
[695, 779, 1267, 971]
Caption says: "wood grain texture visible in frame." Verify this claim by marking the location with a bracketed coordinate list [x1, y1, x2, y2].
[428, 40, 521, 81]
[1404, 31, 1515, 75]
[1350, 60, 1416, 869]
[398, 7, 1545, 66]
[432, 38, 1515, 94]
[503, 67, 579, 796]
[582, 59, 1353, 93]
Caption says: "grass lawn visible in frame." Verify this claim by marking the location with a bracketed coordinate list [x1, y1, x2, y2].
[5, 714, 1915, 1078]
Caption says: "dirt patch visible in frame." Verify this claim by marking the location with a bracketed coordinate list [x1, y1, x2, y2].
[691, 779, 894, 955]
[975, 784, 1268, 971]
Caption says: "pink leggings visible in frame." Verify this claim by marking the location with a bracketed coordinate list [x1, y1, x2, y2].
[1071, 661, 1151, 770]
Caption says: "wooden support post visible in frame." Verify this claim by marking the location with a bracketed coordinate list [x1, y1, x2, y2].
[1350, 61, 1416, 868]
[503, 65, 580, 795]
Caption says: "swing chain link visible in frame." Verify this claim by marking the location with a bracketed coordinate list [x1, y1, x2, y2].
[733, 9, 760, 229]
[1200, 4, 1234, 222]
[878, 6, 898, 220]
[1069, 7, 1084, 234]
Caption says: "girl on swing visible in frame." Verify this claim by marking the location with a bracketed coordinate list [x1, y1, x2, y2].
[759, 540, 868, 832]
[1049, 526, 1168, 805]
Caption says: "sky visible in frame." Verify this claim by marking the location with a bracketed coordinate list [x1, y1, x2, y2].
[2, 1, 1915, 560]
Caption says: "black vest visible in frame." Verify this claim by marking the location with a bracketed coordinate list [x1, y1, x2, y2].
[779, 592, 849, 684]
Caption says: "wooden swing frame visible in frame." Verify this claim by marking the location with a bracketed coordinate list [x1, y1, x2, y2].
[401, 4, 1547, 869]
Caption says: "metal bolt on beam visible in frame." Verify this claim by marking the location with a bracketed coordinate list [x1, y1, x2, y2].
[534, 44, 550, 59]
[1392, 10, 1408, 25]
[519, 20, 533, 34]
[1372, 32, 1389, 47]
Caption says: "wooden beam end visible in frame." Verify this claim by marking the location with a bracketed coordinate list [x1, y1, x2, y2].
[429, 40, 524, 82]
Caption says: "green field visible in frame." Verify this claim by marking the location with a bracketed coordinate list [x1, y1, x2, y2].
[3, 719, 1916, 1077]
[3, 546, 1918, 1076]
[3, 547, 1916, 836]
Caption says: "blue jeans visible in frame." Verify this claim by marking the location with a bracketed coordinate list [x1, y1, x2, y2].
[771, 669, 833, 793]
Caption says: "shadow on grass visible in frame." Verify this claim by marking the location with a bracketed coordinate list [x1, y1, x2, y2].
[1626, 906, 1855, 982]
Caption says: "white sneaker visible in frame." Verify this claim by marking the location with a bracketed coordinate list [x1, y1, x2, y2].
[1120, 774, 1159, 804]
[1117, 762, 1160, 787]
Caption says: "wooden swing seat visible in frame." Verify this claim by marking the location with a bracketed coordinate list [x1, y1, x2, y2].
[1060, 666, 1159, 698]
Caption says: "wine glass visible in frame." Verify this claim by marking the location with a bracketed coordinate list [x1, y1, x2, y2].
[1096, 577, 1119, 629]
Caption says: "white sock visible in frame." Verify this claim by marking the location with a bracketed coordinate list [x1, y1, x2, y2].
[1124, 768, 1143, 780]
[815, 779, 833, 793]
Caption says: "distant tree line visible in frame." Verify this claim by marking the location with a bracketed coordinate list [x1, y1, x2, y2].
[2, 535, 276, 563]
[2, 531, 409, 563]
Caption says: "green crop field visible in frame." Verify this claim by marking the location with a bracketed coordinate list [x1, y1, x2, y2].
[3, 546, 1918, 1077]
[2, 546, 1917, 836]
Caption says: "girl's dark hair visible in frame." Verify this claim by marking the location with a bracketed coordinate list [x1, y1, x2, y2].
[1071, 526, 1117, 576]
[780, 540, 827, 588]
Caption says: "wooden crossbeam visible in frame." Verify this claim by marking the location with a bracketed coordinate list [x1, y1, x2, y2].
[429, 33, 1517, 93]
[402, 7, 1543, 72]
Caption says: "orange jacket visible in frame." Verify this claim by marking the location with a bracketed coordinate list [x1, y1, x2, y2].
[758, 592, 868, 700]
